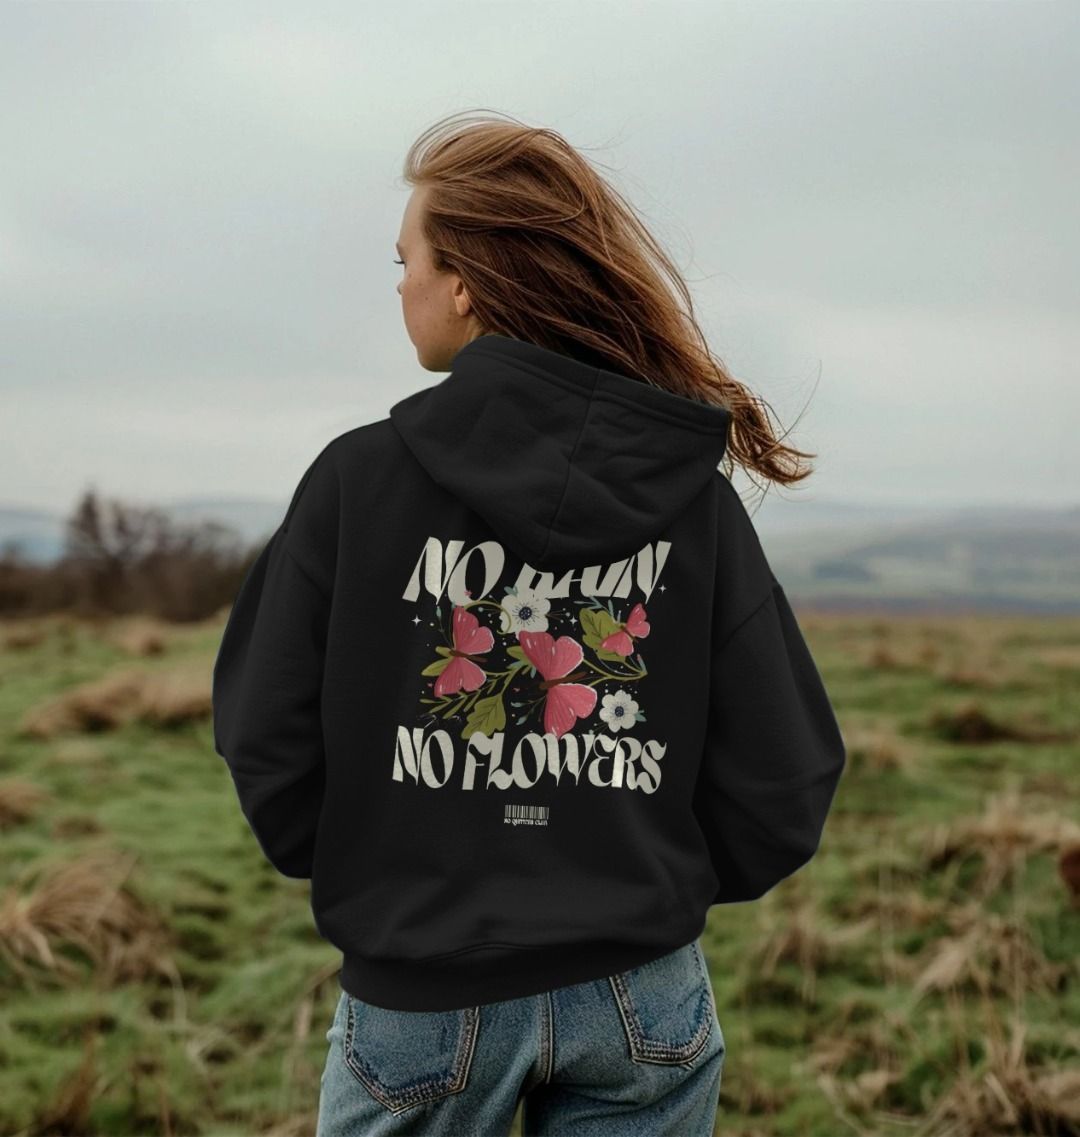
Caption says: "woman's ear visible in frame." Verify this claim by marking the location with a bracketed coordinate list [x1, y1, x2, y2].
[452, 276, 474, 319]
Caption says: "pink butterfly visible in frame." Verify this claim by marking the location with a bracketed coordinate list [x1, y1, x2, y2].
[600, 602, 651, 657]
[434, 605, 494, 697]
[517, 630, 597, 738]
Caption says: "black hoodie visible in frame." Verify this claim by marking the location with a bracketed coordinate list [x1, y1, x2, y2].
[211, 332, 847, 1012]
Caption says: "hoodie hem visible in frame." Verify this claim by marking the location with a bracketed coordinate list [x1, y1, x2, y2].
[337, 916, 708, 1012]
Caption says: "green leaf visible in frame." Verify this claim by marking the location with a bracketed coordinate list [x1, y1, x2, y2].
[462, 694, 507, 740]
[580, 607, 620, 651]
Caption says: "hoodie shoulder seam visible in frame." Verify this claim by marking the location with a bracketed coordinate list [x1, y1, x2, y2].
[715, 580, 777, 655]
[281, 436, 343, 534]
[281, 534, 332, 602]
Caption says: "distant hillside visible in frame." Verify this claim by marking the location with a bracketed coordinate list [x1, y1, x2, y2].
[749, 496, 1080, 613]
[3, 496, 1078, 615]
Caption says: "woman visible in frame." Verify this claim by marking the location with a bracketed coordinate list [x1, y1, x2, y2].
[211, 109, 846, 1136]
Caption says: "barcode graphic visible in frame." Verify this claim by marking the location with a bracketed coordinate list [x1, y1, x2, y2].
[504, 803, 550, 826]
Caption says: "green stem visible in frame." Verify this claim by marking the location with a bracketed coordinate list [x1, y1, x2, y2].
[581, 657, 646, 682]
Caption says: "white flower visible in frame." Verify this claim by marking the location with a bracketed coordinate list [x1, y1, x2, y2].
[599, 689, 639, 732]
[499, 587, 550, 634]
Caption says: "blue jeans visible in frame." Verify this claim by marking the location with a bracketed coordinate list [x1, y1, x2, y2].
[316, 937, 725, 1136]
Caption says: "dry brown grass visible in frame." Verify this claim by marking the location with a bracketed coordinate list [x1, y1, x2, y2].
[911, 902, 1069, 1000]
[810, 993, 1080, 1137]
[859, 616, 1012, 678]
[843, 883, 946, 929]
[857, 614, 1078, 697]
[924, 1006, 1080, 1137]
[104, 615, 170, 657]
[816, 1057, 906, 1125]
[753, 899, 877, 1003]
[927, 702, 1036, 744]
[1030, 643, 1080, 671]
[1, 613, 82, 652]
[925, 785, 1080, 896]
[50, 813, 108, 840]
[0, 778, 49, 829]
[839, 717, 921, 774]
[46, 737, 109, 767]
[17, 664, 212, 738]
[32, 1029, 103, 1137]
[1, 620, 51, 650]
[0, 847, 180, 989]
[723, 1060, 796, 1121]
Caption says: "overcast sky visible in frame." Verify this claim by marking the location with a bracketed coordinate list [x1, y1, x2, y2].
[2, 1, 1076, 521]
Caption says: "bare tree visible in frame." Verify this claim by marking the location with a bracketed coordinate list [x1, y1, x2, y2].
[62, 488, 252, 618]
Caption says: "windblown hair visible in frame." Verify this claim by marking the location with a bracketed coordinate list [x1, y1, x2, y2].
[400, 109, 816, 490]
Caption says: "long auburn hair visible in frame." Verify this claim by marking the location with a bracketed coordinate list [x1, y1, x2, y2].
[400, 109, 816, 491]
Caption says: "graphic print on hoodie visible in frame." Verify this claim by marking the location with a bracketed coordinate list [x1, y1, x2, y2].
[211, 333, 847, 1011]
[398, 534, 670, 813]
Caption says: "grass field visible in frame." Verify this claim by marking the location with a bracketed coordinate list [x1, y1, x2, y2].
[1, 610, 1078, 1137]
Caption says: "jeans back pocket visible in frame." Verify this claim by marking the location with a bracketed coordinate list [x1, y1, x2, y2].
[609, 939, 718, 1068]
[342, 993, 481, 1115]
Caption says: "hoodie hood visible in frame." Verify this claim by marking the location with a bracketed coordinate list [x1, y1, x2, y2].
[389, 333, 732, 571]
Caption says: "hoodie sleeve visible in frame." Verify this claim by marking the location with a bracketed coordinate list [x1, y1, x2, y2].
[211, 448, 338, 880]
[693, 575, 847, 904]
